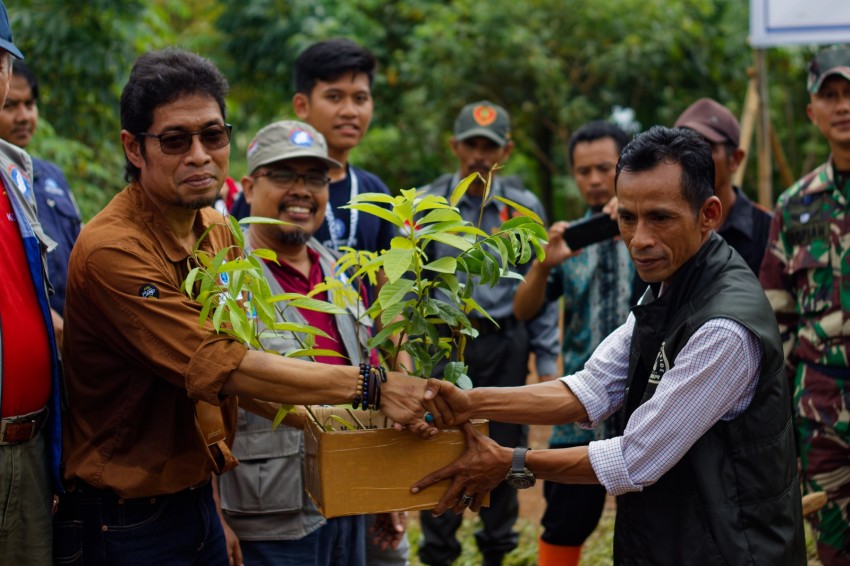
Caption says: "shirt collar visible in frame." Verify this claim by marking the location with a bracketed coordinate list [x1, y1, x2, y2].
[719, 186, 754, 239]
[129, 182, 218, 264]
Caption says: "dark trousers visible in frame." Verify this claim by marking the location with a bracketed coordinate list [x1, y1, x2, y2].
[540, 480, 606, 546]
[419, 321, 529, 565]
[54, 481, 228, 565]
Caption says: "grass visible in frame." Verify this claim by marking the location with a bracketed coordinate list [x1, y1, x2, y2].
[406, 507, 820, 565]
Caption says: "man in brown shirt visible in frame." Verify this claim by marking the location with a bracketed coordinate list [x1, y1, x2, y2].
[53, 48, 434, 565]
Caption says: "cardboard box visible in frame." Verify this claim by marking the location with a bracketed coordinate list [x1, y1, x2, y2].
[304, 406, 489, 518]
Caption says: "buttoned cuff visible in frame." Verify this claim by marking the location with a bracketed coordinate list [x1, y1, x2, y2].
[588, 437, 642, 496]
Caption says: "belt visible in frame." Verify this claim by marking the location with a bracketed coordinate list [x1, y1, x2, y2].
[0, 406, 48, 445]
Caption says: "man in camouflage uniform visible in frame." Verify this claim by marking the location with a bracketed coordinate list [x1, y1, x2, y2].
[760, 44, 850, 565]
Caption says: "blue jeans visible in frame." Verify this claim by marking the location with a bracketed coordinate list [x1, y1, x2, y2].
[317, 516, 366, 566]
[240, 529, 321, 565]
[240, 517, 365, 566]
[54, 481, 228, 565]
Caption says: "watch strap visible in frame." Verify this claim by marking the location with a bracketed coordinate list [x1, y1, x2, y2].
[511, 447, 530, 473]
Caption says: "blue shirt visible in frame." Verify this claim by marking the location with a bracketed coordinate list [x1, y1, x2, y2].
[32, 157, 81, 314]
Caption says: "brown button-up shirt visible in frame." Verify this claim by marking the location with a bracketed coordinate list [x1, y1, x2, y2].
[62, 182, 247, 498]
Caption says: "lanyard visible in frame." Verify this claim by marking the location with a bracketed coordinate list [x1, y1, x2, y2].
[324, 168, 359, 251]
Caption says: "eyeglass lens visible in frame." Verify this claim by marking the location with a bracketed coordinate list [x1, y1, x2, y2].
[262, 170, 329, 190]
[157, 125, 232, 154]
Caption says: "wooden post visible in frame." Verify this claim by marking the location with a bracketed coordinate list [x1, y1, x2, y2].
[755, 48, 773, 208]
[734, 68, 760, 188]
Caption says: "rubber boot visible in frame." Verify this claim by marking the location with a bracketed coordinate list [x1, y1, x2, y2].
[538, 537, 581, 566]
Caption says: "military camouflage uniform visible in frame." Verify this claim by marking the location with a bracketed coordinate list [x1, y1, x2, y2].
[760, 158, 850, 564]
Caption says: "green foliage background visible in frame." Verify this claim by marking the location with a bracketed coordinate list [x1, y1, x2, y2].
[10, 0, 829, 223]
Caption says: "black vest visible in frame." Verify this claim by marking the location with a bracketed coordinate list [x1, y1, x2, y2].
[614, 233, 804, 565]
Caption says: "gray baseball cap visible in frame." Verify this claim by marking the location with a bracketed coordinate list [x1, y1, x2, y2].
[246, 120, 342, 173]
[453, 101, 511, 146]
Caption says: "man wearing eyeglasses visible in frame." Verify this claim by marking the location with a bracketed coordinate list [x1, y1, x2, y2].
[54, 49, 440, 565]
[216, 119, 401, 566]
[760, 44, 850, 565]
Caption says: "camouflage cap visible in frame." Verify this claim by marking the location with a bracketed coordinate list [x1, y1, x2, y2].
[808, 45, 850, 94]
[453, 101, 511, 146]
[246, 120, 341, 173]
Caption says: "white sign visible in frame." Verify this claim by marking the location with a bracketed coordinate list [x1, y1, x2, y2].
[751, 0, 850, 46]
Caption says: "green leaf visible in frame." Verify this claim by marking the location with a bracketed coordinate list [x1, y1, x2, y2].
[456, 374, 474, 390]
[346, 203, 404, 227]
[289, 348, 347, 359]
[389, 236, 414, 250]
[238, 216, 288, 225]
[286, 297, 348, 314]
[418, 208, 463, 225]
[382, 247, 414, 283]
[251, 248, 278, 262]
[228, 215, 245, 248]
[423, 256, 457, 274]
[271, 404, 296, 430]
[450, 173, 478, 206]
[369, 319, 406, 348]
[494, 196, 543, 225]
[443, 361, 467, 383]
[349, 192, 397, 205]
[422, 232, 473, 252]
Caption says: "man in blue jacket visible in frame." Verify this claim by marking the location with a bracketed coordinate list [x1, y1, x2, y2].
[0, 59, 82, 346]
[0, 3, 63, 564]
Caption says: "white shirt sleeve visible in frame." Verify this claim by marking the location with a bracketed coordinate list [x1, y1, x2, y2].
[567, 317, 763, 496]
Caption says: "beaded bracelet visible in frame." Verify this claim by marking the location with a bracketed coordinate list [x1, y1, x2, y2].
[354, 363, 369, 409]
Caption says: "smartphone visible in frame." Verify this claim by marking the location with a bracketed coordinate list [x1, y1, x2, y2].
[562, 213, 620, 250]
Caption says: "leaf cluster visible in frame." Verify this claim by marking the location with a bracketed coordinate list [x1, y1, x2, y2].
[181, 216, 358, 425]
[336, 173, 547, 387]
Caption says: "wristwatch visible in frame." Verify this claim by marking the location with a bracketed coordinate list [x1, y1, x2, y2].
[505, 447, 535, 489]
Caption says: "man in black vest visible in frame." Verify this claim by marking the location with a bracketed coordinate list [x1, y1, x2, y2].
[412, 126, 805, 565]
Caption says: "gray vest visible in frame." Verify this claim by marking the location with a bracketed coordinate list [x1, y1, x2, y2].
[219, 235, 372, 540]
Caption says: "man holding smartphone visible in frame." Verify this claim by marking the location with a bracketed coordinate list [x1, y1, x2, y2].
[513, 121, 633, 566]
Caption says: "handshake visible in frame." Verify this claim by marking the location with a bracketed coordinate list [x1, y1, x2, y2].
[380, 374, 520, 517]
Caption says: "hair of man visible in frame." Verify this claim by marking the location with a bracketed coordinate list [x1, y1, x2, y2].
[568, 120, 630, 167]
[616, 125, 715, 215]
[293, 37, 376, 95]
[120, 48, 229, 183]
[11, 59, 37, 100]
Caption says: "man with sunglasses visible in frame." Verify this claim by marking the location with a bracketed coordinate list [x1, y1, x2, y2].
[760, 44, 850, 565]
[55, 49, 440, 565]
[218, 119, 402, 566]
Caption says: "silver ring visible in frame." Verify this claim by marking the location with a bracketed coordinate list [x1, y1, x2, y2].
[460, 494, 473, 507]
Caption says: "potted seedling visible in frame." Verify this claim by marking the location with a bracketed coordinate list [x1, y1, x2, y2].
[184, 171, 547, 516]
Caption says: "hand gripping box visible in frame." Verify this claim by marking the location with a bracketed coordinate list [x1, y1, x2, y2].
[304, 406, 489, 518]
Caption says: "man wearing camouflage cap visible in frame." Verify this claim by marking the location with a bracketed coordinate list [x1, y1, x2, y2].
[416, 101, 559, 566]
[760, 44, 850, 565]
[675, 98, 772, 275]
[218, 120, 405, 565]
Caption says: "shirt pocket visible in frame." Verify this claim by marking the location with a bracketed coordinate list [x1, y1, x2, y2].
[788, 244, 833, 317]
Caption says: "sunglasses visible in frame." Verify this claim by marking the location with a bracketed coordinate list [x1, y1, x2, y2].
[252, 169, 330, 192]
[136, 124, 233, 155]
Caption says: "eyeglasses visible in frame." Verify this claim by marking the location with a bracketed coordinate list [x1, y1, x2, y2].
[252, 169, 330, 191]
[136, 124, 233, 155]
